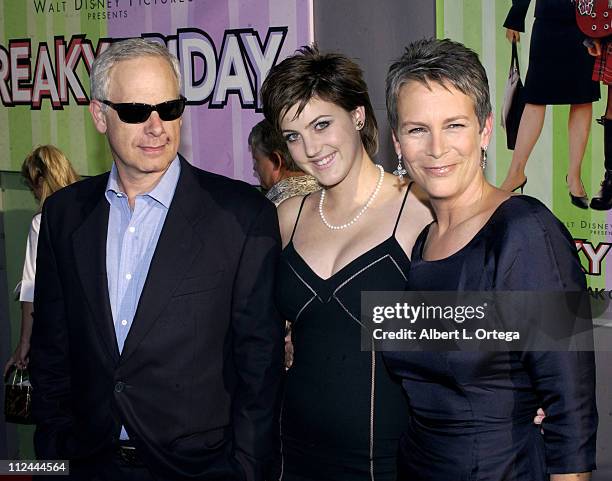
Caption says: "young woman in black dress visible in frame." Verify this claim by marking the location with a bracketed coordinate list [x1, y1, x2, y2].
[260, 46, 432, 481]
[384, 37, 597, 481]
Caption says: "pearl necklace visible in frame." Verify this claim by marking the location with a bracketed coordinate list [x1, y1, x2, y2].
[318, 164, 385, 230]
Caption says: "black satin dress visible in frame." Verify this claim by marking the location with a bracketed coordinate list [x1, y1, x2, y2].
[276, 188, 412, 481]
[383, 196, 598, 481]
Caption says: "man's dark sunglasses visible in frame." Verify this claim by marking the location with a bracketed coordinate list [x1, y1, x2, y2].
[101, 96, 186, 124]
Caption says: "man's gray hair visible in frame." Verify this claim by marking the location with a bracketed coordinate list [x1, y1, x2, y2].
[386, 38, 492, 133]
[90, 38, 182, 102]
[248, 119, 300, 172]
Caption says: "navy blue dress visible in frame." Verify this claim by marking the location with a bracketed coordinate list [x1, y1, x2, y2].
[383, 196, 598, 481]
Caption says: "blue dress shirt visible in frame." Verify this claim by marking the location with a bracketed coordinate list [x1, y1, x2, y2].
[105, 156, 180, 439]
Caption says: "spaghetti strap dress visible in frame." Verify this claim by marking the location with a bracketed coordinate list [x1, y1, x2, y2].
[275, 185, 413, 481]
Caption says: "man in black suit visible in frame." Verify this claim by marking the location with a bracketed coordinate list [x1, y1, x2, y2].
[29, 38, 284, 481]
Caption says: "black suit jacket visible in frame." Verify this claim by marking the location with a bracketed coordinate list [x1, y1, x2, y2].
[30, 156, 284, 480]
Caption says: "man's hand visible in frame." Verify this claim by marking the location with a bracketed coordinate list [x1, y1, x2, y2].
[534, 407, 545, 434]
[533, 407, 545, 425]
[532, 409, 591, 479]
[506, 29, 520, 43]
[284, 322, 293, 370]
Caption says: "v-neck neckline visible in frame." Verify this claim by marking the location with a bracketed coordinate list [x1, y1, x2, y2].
[285, 236, 409, 283]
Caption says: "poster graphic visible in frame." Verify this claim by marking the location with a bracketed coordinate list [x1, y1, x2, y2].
[436, 0, 612, 325]
[0, 0, 313, 181]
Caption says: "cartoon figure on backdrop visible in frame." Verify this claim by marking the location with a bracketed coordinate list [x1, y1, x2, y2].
[385, 37, 597, 481]
[501, 0, 600, 209]
[248, 119, 320, 206]
[3, 145, 79, 377]
[260, 45, 432, 481]
[577, 0, 612, 209]
[29, 38, 283, 481]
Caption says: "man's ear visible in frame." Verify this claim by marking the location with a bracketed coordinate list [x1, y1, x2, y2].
[270, 151, 284, 185]
[271, 151, 283, 169]
[89, 100, 108, 134]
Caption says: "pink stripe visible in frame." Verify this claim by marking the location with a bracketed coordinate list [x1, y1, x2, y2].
[237, 0, 271, 183]
[188, 1, 232, 176]
[107, 2, 148, 37]
[296, 0, 312, 46]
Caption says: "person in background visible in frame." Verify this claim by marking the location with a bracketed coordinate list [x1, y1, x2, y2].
[248, 118, 319, 206]
[385, 37, 597, 481]
[3, 145, 79, 376]
[501, 0, 599, 209]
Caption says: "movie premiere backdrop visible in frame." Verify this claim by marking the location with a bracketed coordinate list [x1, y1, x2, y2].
[2, 0, 612, 314]
[436, 0, 612, 325]
[0, 0, 313, 182]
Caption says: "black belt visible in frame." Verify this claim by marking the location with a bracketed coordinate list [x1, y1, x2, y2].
[116, 443, 142, 466]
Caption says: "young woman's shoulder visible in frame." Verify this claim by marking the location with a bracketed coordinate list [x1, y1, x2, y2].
[392, 180, 434, 257]
[277, 194, 314, 247]
[404, 181, 434, 226]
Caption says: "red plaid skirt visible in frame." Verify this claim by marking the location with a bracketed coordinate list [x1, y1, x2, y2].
[593, 40, 612, 84]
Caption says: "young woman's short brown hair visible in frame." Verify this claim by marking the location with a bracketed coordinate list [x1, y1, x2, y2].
[261, 45, 378, 158]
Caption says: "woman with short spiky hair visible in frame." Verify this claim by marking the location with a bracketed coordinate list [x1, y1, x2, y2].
[384, 37, 597, 481]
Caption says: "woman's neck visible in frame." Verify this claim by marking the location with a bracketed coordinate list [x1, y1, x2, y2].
[430, 178, 494, 234]
[322, 149, 379, 206]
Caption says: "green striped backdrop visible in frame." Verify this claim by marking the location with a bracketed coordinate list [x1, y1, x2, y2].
[437, 0, 607, 291]
[0, 4, 108, 457]
[0, 1, 109, 176]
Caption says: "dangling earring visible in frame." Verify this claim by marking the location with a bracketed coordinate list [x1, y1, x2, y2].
[393, 153, 407, 180]
[480, 147, 487, 170]
[355, 119, 364, 131]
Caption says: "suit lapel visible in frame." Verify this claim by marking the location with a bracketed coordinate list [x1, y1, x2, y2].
[119, 159, 208, 364]
[72, 178, 120, 364]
